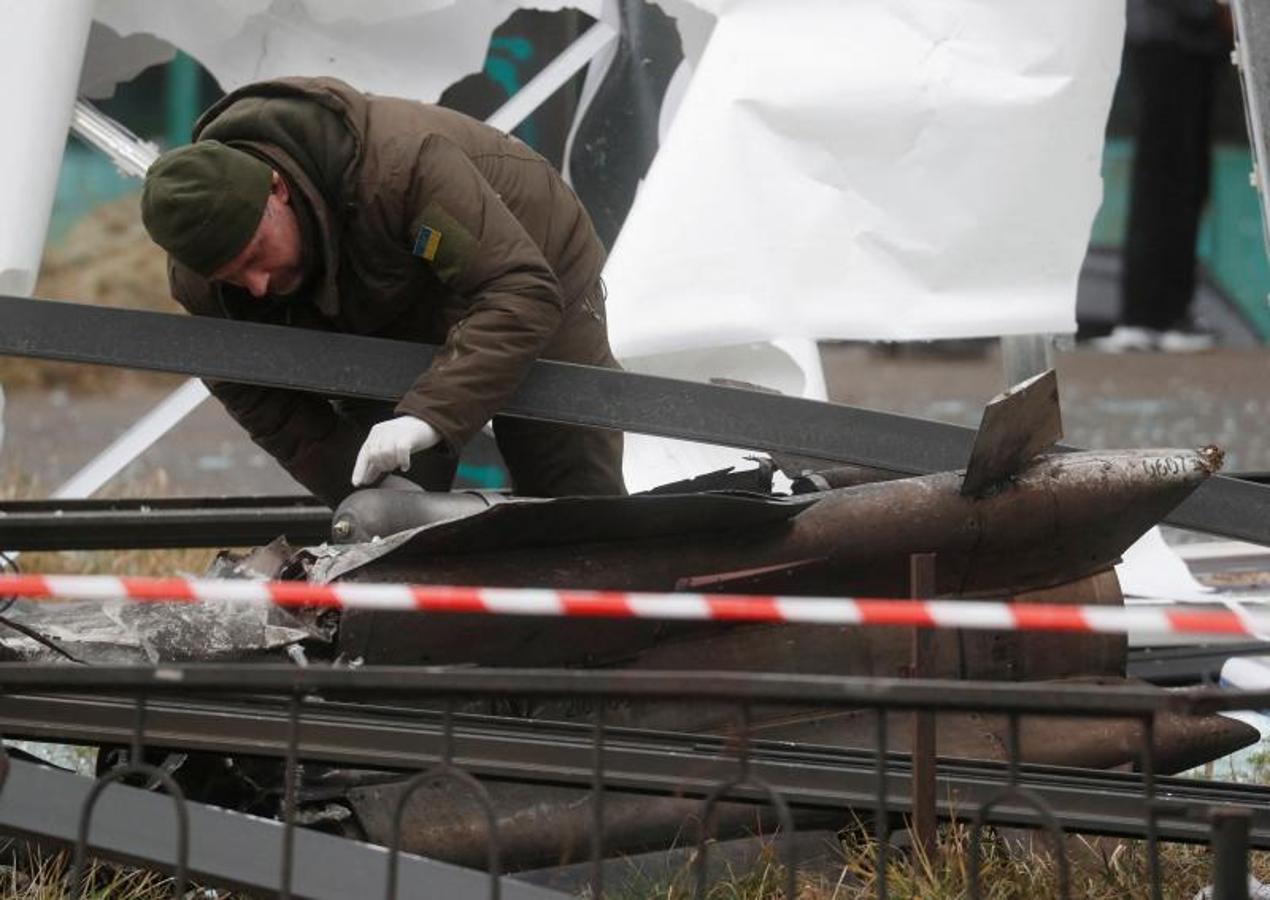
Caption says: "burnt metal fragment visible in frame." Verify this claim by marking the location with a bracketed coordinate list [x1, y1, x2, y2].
[331, 447, 1217, 669]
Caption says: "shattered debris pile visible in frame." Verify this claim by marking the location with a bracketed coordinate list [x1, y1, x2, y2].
[0, 367, 1258, 873]
[1, 539, 329, 665]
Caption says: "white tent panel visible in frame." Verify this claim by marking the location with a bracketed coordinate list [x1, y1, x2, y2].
[619, 337, 826, 492]
[603, 0, 1124, 354]
[0, 1, 95, 297]
[92, 0, 604, 102]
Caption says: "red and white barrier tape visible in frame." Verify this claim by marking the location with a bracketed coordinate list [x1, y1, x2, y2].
[0, 573, 1264, 638]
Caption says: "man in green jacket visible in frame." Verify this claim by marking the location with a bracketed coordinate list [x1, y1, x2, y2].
[141, 76, 624, 505]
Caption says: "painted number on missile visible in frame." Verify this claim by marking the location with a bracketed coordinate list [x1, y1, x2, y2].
[1141, 455, 1189, 477]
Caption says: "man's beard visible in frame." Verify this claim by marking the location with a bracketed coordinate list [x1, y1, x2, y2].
[270, 262, 308, 297]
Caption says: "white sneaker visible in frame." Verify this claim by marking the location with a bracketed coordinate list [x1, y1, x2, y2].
[1158, 327, 1217, 352]
[1088, 325, 1161, 352]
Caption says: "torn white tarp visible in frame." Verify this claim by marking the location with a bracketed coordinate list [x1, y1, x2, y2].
[0, 1, 95, 297]
[604, 0, 1124, 354]
[620, 337, 825, 491]
[1118, 527, 1215, 604]
[92, 0, 604, 102]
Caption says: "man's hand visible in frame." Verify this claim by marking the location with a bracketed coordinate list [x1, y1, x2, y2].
[351, 415, 442, 487]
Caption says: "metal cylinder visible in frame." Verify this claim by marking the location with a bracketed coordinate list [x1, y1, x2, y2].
[330, 488, 507, 544]
[1210, 806, 1251, 900]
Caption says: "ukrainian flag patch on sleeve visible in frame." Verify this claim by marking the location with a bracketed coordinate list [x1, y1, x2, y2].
[412, 202, 476, 284]
[412, 224, 442, 262]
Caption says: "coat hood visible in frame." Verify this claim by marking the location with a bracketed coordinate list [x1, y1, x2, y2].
[192, 78, 371, 317]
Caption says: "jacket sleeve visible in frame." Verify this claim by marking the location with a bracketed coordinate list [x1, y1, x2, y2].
[168, 262, 368, 506]
[392, 134, 564, 451]
[202, 379, 368, 506]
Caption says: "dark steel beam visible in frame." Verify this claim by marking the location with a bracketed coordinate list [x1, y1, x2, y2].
[0, 496, 330, 550]
[0, 663, 1212, 715]
[2, 693, 1269, 849]
[1162, 474, 1270, 545]
[0, 756, 567, 899]
[1129, 642, 1270, 686]
[2, 296, 1263, 542]
[0, 295, 973, 472]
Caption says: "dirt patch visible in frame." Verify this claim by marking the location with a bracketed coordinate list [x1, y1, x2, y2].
[0, 195, 181, 393]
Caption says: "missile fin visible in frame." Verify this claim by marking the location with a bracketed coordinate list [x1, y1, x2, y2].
[961, 368, 1062, 497]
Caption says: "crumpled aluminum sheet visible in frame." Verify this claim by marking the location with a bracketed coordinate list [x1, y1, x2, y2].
[0, 538, 325, 665]
[0, 597, 314, 665]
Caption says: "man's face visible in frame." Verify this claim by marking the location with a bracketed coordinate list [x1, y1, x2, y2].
[212, 171, 305, 298]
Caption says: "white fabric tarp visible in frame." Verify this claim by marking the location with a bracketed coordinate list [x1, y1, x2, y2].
[72, 1, 1121, 491]
[604, 0, 1124, 355]
[1118, 527, 1214, 604]
[0, 1, 95, 297]
[620, 337, 825, 491]
[80, 0, 1122, 353]
[90, 0, 607, 102]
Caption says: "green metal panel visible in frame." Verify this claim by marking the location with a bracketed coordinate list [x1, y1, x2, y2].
[1090, 138, 1270, 340]
[47, 145, 138, 243]
[1207, 146, 1270, 338]
[165, 52, 202, 145]
[1089, 138, 1135, 247]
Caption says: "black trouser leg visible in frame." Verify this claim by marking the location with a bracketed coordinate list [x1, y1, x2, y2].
[493, 280, 626, 498]
[1121, 44, 1218, 329]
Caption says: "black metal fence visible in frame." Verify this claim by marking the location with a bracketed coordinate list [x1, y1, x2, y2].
[0, 665, 1265, 899]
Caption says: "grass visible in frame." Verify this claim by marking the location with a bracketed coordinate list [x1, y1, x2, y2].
[609, 825, 1260, 899]
[0, 844, 238, 899]
[12, 546, 220, 579]
[0, 824, 1246, 900]
[0, 469, 221, 578]
[0, 194, 179, 393]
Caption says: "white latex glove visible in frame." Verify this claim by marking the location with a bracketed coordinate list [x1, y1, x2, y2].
[351, 415, 442, 487]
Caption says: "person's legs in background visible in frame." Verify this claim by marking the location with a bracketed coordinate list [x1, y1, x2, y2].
[1102, 43, 1219, 351]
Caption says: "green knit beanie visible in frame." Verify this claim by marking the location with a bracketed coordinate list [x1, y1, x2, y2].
[141, 140, 273, 277]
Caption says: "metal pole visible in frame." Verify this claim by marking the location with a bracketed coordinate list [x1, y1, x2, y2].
[909, 552, 938, 861]
[0, 1, 95, 297]
[1000, 333, 1053, 389]
[1210, 807, 1251, 900]
[485, 22, 619, 134]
